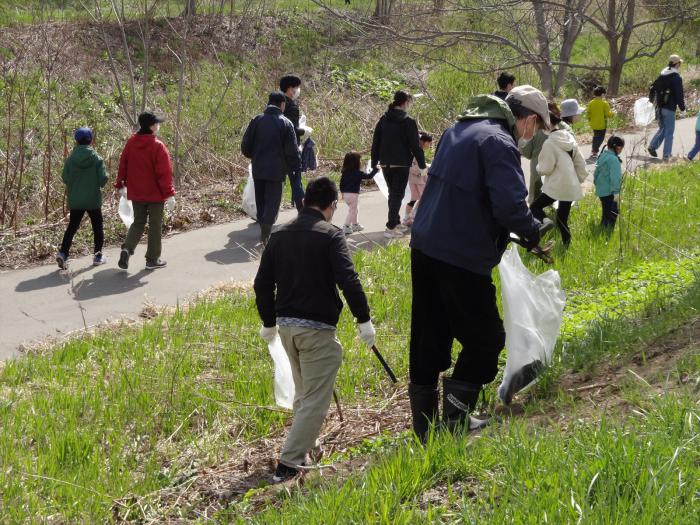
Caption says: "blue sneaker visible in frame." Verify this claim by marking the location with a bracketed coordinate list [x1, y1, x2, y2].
[56, 252, 67, 270]
[93, 252, 107, 266]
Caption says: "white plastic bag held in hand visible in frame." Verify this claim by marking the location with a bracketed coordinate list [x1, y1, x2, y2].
[634, 97, 656, 127]
[118, 195, 134, 228]
[242, 164, 257, 219]
[367, 161, 410, 207]
[268, 335, 295, 409]
[497, 246, 566, 405]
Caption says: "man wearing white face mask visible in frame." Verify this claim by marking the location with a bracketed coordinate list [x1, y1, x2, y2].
[280, 75, 306, 211]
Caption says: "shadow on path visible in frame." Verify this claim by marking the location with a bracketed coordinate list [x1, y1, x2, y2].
[70, 269, 149, 301]
[205, 222, 262, 265]
[15, 265, 94, 293]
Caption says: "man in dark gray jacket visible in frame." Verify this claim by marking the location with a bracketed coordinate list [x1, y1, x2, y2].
[241, 91, 301, 244]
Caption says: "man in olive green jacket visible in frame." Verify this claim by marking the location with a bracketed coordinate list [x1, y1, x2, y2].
[56, 127, 108, 269]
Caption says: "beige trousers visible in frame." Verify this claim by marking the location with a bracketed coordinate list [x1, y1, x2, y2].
[278, 326, 343, 468]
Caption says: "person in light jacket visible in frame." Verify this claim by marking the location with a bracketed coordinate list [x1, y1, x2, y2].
[594, 136, 625, 230]
[531, 104, 588, 247]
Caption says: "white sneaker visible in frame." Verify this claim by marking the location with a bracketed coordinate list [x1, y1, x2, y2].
[395, 223, 408, 233]
[384, 227, 404, 239]
[351, 223, 364, 232]
[342, 225, 353, 235]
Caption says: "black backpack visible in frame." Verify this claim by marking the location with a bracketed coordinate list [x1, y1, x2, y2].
[649, 75, 671, 107]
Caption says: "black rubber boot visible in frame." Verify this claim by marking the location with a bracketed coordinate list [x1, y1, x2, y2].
[260, 223, 272, 246]
[408, 383, 439, 443]
[442, 377, 489, 432]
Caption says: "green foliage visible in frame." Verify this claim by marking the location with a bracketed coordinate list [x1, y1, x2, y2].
[330, 66, 402, 102]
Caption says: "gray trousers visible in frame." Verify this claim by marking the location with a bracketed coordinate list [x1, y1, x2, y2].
[278, 326, 343, 468]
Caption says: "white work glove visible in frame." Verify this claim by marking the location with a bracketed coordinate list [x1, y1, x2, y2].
[118, 187, 127, 198]
[259, 325, 278, 343]
[613, 193, 620, 203]
[165, 196, 176, 213]
[357, 320, 376, 347]
[420, 168, 428, 178]
[679, 110, 687, 119]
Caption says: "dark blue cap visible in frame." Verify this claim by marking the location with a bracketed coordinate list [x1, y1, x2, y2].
[74, 127, 93, 144]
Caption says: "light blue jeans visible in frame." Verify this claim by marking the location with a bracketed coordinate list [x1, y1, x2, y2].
[689, 130, 700, 160]
[649, 108, 676, 158]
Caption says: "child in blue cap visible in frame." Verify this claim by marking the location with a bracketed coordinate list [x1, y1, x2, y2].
[56, 127, 108, 269]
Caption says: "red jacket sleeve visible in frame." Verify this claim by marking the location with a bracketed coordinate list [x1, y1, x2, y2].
[115, 141, 129, 189]
[155, 141, 175, 199]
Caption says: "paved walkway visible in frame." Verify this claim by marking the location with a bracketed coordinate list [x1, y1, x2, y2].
[1, 117, 697, 359]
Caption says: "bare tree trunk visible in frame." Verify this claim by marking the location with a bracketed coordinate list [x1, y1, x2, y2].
[374, 0, 394, 24]
[532, 1, 555, 97]
[184, 0, 197, 16]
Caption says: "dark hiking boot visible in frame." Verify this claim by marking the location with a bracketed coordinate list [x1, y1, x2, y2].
[56, 252, 67, 270]
[408, 383, 439, 443]
[272, 462, 300, 483]
[145, 259, 167, 270]
[442, 377, 489, 432]
[647, 146, 658, 158]
[118, 249, 130, 270]
[499, 359, 545, 405]
[260, 223, 272, 246]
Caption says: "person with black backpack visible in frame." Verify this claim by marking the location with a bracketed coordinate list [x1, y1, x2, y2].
[648, 54, 687, 160]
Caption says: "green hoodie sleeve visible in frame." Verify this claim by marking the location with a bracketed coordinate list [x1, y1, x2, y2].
[96, 155, 108, 188]
[61, 157, 70, 186]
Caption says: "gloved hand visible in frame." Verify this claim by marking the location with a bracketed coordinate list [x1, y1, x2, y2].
[357, 320, 376, 347]
[369, 167, 379, 177]
[118, 187, 127, 198]
[420, 168, 428, 178]
[520, 227, 541, 251]
[165, 196, 176, 213]
[259, 325, 278, 343]
[679, 110, 687, 119]
[613, 193, 620, 203]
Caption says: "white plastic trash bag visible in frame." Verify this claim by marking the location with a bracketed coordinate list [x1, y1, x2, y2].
[497, 246, 566, 405]
[268, 335, 295, 409]
[366, 161, 410, 207]
[299, 114, 313, 135]
[242, 165, 257, 219]
[118, 195, 134, 228]
[634, 97, 656, 127]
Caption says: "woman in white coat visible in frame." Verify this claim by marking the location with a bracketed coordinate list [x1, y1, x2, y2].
[531, 104, 588, 246]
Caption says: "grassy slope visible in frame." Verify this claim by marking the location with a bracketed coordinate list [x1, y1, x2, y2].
[0, 162, 699, 521]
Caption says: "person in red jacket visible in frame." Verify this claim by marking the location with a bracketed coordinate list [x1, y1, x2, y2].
[114, 112, 176, 270]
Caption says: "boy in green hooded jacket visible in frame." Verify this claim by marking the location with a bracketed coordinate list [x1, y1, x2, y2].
[56, 127, 108, 269]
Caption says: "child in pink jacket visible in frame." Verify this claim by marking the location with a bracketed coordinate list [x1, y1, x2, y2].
[403, 132, 433, 226]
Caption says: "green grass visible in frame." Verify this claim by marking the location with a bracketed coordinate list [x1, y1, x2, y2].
[1, 162, 699, 521]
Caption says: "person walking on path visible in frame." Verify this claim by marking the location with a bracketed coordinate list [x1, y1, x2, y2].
[371, 90, 427, 239]
[339, 151, 375, 235]
[648, 54, 686, 160]
[586, 86, 614, 161]
[493, 72, 515, 100]
[241, 92, 301, 245]
[56, 127, 108, 269]
[530, 104, 588, 247]
[403, 132, 432, 226]
[115, 112, 175, 271]
[408, 87, 545, 442]
[687, 108, 700, 161]
[519, 102, 559, 204]
[254, 177, 376, 482]
[594, 136, 625, 230]
[280, 75, 306, 211]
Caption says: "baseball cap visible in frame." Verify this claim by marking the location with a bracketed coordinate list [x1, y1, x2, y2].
[74, 127, 93, 144]
[138, 112, 165, 129]
[506, 85, 552, 130]
[560, 99, 585, 118]
[669, 54, 683, 65]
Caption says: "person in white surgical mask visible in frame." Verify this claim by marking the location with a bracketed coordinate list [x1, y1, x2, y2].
[279, 75, 306, 211]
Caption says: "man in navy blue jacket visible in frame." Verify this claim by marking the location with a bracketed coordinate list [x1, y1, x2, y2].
[648, 54, 686, 160]
[242, 91, 301, 245]
[408, 86, 549, 441]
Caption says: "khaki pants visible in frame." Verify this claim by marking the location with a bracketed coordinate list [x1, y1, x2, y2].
[278, 326, 343, 468]
[122, 201, 164, 263]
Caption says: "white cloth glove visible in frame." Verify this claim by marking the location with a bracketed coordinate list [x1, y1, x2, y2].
[357, 320, 376, 347]
[420, 168, 428, 178]
[259, 325, 278, 343]
[613, 193, 620, 203]
[118, 187, 127, 198]
[679, 110, 687, 119]
[165, 196, 176, 213]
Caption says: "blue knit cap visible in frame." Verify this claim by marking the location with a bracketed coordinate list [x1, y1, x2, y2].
[74, 127, 93, 144]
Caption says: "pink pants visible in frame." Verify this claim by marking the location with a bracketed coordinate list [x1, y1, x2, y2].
[406, 182, 425, 216]
[342, 192, 359, 225]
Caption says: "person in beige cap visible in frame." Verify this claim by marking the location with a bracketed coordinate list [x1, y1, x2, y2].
[648, 54, 686, 160]
[407, 85, 547, 442]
